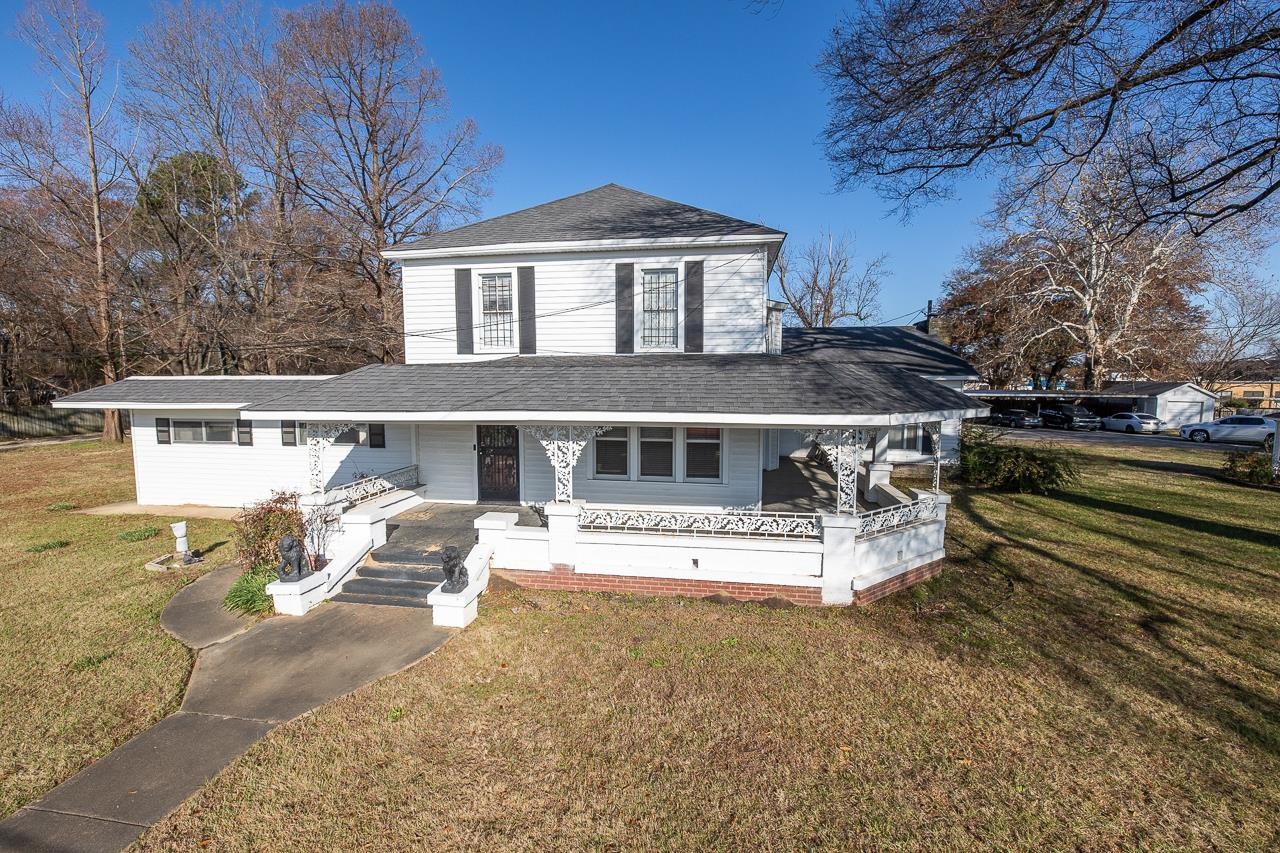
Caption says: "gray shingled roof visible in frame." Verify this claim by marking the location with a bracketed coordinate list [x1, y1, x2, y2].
[783, 326, 979, 379]
[1101, 380, 1209, 397]
[53, 376, 333, 409]
[391, 184, 785, 252]
[240, 355, 982, 420]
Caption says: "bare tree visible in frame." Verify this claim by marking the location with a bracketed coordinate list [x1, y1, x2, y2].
[820, 0, 1280, 234]
[773, 231, 884, 327]
[276, 0, 502, 363]
[1, 0, 126, 439]
[1193, 277, 1280, 387]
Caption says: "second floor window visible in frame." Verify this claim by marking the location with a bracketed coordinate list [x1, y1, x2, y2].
[641, 268, 678, 349]
[479, 273, 514, 349]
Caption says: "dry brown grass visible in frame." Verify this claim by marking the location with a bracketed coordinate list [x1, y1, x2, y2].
[0, 440, 233, 818]
[138, 443, 1280, 850]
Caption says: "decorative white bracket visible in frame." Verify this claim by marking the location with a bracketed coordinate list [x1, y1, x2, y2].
[807, 428, 876, 514]
[523, 425, 608, 502]
[306, 421, 355, 493]
[924, 421, 943, 492]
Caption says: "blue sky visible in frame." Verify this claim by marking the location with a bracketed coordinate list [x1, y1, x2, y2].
[4, 0, 1216, 324]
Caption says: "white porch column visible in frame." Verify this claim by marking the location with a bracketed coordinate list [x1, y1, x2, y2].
[810, 428, 875, 514]
[523, 425, 607, 502]
[865, 462, 894, 504]
[923, 421, 943, 492]
[306, 421, 355, 494]
[543, 501, 582, 567]
[819, 513, 858, 605]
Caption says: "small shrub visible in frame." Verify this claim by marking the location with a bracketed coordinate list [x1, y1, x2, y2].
[27, 539, 71, 553]
[954, 425, 1081, 493]
[387, 707, 406, 722]
[223, 564, 276, 615]
[47, 501, 75, 512]
[1222, 450, 1277, 485]
[234, 491, 304, 570]
[118, 526, 161, 542]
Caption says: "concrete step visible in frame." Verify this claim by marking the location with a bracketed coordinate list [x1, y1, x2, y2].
[368, 544, 447, 566]
[357, 564, 446, 583]
[330, 591, 433, 609]
[342, 577, 438, 598]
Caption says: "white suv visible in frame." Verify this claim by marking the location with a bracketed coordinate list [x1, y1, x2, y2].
[1180, 416, 1276, 448]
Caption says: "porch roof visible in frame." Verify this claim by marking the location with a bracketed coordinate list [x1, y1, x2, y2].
[238, 354, 987, 426]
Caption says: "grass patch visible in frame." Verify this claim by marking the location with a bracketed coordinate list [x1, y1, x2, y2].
[25, 539, 71, 553]
[223, 565, 276, 615]
[138, 442, 1280, 850]
[117, 526, 161, 543]
[0, 440, 234, 819]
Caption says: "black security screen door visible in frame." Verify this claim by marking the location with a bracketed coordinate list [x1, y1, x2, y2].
[477, 425, 520, 502]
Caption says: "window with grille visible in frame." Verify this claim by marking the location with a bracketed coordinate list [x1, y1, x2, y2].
[641, 268, 678, 348]
[479, 273, 515, 349]
[684, 427, 721, 480]
[639, 427, 674, 478]
[594, 427, 630, 477]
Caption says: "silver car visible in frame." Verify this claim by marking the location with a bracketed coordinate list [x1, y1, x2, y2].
[1180, 415, 1276, 447]
[1101, 412, 1164, 433]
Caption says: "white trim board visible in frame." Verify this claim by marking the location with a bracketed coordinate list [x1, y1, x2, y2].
[383, 234, 785, 260]
[239, 407, 990, 426]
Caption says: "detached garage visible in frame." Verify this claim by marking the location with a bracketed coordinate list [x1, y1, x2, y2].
[1103, 381, 1219, 429]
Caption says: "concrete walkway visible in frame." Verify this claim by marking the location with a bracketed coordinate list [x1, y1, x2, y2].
[0, 583, 452, 852]
[77, 501, 240, 520]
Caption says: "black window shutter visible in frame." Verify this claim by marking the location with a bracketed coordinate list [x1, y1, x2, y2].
[236, 419, 254, 446]
[615, 263, 634, 353]
[369, 423, 386, 448]
[281, 420, 297, 446]
[684, 260, 704, 353]
[518, 266, 537, 354]
[155, 417, 171, 445]
[455, 269, 473, 354]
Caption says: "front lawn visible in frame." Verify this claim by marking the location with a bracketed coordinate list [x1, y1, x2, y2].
[0, 440, 234, 818]
[138, 443, 1279, 849]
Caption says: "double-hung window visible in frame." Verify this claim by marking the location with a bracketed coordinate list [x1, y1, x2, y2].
[478, 272, 515, 350]
[639, 427, 675, 479]
[594, 427, 630, 478]
[684, 427, 722, 481]
[887, 424, 921, 452]
[640, 268, 678, 349]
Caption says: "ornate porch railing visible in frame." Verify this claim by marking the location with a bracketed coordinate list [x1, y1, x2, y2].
[578, 507, 822, 540]
[329, 464, 419, 508]
[854, 496, 938, 538]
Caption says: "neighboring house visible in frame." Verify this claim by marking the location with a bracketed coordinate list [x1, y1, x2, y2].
[1211, 364, 1280, 409]
[55, 184, 986, 609]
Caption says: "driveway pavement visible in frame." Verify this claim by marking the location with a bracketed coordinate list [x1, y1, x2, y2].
[998, 426, 1261, 453]
[0, 570, 453, 853]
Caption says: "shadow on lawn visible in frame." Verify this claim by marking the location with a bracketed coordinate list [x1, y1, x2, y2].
[932, 488, 1280, 760]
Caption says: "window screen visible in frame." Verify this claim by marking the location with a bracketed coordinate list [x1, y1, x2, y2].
[594, 427, 629, 476]
[684, 427, 721, 480]
[639, 427, 674, 478]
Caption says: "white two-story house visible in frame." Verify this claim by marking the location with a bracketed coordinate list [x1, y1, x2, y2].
[55, 184, 985, 610]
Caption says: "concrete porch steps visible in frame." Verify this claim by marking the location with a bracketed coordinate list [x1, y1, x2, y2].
[330, 556, 445, 609]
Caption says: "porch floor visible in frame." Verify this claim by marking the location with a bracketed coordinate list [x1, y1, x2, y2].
[375, 502, 542, 563]
[761, 456, 871, 513]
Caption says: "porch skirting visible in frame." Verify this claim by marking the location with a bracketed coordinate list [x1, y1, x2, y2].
[853, 558, 944, 605]
[492, 565, 826, 607]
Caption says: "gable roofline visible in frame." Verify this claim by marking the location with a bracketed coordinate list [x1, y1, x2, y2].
[383, 233, 784, 260]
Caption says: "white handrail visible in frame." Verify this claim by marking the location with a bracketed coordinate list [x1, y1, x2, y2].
[578, 507, 822, 540]
[854, 496, 938, 537]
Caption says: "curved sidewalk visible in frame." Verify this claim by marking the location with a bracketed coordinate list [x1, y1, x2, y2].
[0, 566, 452, 852]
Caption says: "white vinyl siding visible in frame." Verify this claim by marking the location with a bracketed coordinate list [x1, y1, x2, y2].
[401, 246, 768, 361]
[131, 410, 412, 508]
[521, 427, 761, 510]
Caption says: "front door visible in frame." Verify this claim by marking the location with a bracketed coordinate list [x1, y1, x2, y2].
[477, 425, 520, 502]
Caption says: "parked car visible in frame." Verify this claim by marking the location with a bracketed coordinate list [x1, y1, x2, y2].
[990, 409, 1042, 429]
[1039, 404, 1102, 431]
[1101, 412, 1165, 433]
[1180, 415, 1276, 447]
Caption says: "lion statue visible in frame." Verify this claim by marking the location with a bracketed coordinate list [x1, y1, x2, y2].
[440, 544, 468, 593]
[275, 534, 308, 583]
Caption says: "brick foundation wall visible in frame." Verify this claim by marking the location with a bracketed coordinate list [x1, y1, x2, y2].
[853, 559, 944, 605]
[492, 565, 825, 607]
